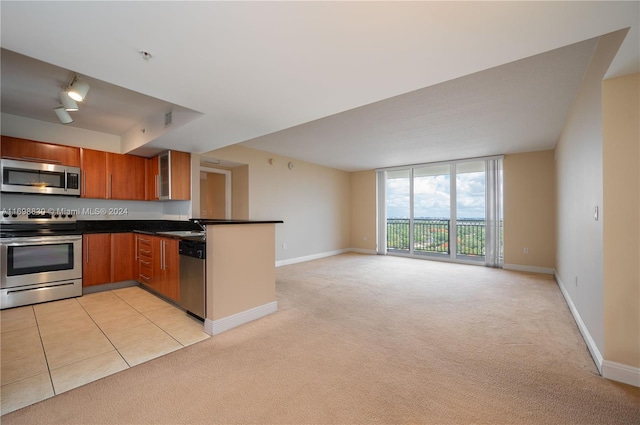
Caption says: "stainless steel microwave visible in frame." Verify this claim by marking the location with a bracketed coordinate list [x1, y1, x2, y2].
[0, 159, 81, 196]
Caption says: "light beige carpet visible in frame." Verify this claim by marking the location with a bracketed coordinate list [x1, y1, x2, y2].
[2, 253, 639, 424]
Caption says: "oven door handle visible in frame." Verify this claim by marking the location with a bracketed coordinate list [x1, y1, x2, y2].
[1, 236, 82, 246]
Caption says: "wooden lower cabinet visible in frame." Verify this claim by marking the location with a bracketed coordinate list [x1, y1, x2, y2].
[159, 237, 180, 301]
[136, 234, 179, 302]
[111, 233, 136, 282]
[82, 234, 111, 287]
[83, 233, 137, 287]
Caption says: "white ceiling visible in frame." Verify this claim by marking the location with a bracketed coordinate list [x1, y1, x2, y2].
[1, 1, 638, 171]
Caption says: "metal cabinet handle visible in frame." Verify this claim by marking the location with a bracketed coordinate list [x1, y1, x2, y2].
[161, 240, 166, 270]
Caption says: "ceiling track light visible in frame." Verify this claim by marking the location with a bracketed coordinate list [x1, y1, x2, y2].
[54, 107, 73, 124]
[59, 91, 78, 111]
[67, 74, 90, 102]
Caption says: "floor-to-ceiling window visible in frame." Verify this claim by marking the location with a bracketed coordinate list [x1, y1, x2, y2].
[379, 156, 503, 267]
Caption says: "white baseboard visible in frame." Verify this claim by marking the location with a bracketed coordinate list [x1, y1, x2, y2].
[276, 249, 351, 267]
[602, 360, 640, 387]
[555, 272, 604, 374]
[503, 263, 555, 275]
[204, 301, 278, 336]
[349, 248, 377, 255]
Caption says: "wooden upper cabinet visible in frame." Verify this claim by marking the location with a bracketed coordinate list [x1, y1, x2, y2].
[106, 153, 146, 200]
[158, 150, 191, 200]
[0, 136, 80, 167]
[145, 156, 159, 201]
[80, 148, 107, 198]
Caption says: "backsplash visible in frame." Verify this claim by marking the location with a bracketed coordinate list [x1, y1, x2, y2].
[0, 193, 191, 221]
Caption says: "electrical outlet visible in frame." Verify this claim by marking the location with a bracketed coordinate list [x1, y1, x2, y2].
[523, 247, 529, 254]
[282, 243, 287, 250]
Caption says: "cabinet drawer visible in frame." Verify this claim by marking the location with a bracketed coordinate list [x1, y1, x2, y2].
[137, 236, 153, 258]
[138, 247, 153, 259]
[138, 260, 153, 277]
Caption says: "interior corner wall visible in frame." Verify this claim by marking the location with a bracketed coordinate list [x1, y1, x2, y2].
[602, 72, 640, 370]
[349, 170, 377, 253]
[503, 151, 556, 271]
[554, 31, 627, 367]
[204, 144, 351, 263]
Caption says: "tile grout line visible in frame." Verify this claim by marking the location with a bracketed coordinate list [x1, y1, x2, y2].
[76, 292, 132, 368]
[111, 288, 188, 348]
[31, 304, 58, 396]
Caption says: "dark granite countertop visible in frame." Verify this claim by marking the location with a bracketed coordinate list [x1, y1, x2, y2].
[190, 219, 283, 225]
[77, 219, 282, 237]
[78, 220, 201, 234]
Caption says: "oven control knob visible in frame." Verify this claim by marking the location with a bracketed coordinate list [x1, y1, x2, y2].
[11, 214, 17, 218]
[61, 214, 66, 218]
[54, 214, 59, 218]
[68, 214, 73, 218]
[2, 213, 8, 218]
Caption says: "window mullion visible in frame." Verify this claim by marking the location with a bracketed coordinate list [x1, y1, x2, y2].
[409, 167, 415, 255]
[450, 163, 457, 259]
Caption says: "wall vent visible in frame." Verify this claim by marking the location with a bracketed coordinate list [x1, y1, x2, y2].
[165, 111, 172, 127]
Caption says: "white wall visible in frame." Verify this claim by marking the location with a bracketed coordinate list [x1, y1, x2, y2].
[554, 30, 627, 370]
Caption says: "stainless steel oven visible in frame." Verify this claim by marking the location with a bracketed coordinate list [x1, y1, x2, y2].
[0, 213, 82, 309]
[1, 158, 81, 196]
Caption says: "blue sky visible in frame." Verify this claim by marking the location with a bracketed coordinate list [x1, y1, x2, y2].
[386, 171, 486, 219]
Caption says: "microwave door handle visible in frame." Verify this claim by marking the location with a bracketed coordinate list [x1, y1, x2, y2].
[64, 169, 68, 192]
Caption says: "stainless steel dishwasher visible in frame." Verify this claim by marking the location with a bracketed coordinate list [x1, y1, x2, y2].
[178, 238, 206, 320]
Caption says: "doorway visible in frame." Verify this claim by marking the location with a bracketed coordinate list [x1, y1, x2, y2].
[199, 167, 231, 219]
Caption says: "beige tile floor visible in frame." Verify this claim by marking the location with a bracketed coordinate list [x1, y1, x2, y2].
[1, 286, 210, 415]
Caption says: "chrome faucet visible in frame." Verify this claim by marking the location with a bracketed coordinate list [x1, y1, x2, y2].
[192, 219, 206, 232]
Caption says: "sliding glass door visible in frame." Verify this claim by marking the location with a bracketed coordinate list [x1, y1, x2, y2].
[413, 164, 451, 256]
[380, 157, 502, 267]
[455, 161, 486, 260]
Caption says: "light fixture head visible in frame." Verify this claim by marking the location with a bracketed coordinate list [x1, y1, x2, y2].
[54, 107, 73, 124]
[59, 91, 78, 111]
[67, 76, 89, 101]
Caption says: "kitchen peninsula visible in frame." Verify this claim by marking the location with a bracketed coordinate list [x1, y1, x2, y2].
[195, 219, 283, 336]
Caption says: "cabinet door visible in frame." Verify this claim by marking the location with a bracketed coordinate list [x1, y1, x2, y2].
[82, 234, 111, 287]
[80, 148, 107, 199]
[169, 151, 191, 200]
[111, 233, 136, 282]
[145, 156, 159, 201]
[0, 136, 80, 166]
[161, 238, 180, 301]
[158, 150, 191, 200]
[107, 153, 146, 200]
[151, 236, 164, 294]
